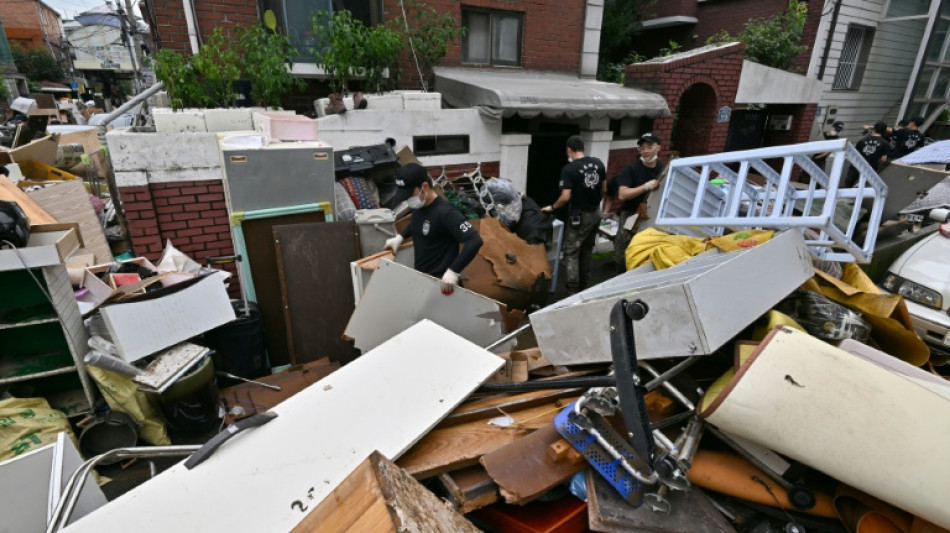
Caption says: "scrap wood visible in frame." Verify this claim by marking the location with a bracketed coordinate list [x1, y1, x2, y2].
[442, 389, 582, 427]
[221, 357, 340, 424]
[480, 424, 585, 505]
[470, 494, 588, 533]
[291, 451, 480, 533]
[0, 176, 56, 225]
[27, 179, 112, 264]
[397, 398, 578, 480]
[834, 484, 950, 533]
[435, 465, 499, 514]
[586, 469, 736, 533]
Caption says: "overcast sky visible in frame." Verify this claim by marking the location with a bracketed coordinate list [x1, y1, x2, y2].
[44, 0, 142, 21]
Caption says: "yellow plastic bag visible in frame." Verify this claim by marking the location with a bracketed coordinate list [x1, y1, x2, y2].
[86, 367, 171, 446]
[0, 397, 79, 461]
[625, 228, 707, 271]
[708, 230, 774, 252]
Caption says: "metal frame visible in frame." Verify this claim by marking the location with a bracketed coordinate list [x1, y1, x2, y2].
[655, 139, 887, 263]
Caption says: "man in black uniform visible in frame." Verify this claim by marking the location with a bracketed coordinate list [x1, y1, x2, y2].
[608, 132, 663, 274]
[541, 135, 606, 293]
[848, 122, 888, 187]
[384, 163, 483, 295]
[891, 116, 926, 159]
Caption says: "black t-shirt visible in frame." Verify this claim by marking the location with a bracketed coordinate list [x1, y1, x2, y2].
[892, 129, 925, 158]
[855, 135, 888, 170]
[559, 156, 606, 212]
[400, 196, 482, 277]
[611, 160, 664, 212]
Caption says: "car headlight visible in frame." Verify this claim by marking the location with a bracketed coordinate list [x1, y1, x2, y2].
[881, 273, 943, 309]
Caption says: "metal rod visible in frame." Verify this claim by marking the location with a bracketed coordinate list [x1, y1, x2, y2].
[215, 371, 281, 391]
[95, 81, 164, 132]
[640, 362, 697, 411]
[476, 375, 614, 393]
[644, 356, 700, 392]
[48, 445, 200, 532]
[483, 322, 532, 352]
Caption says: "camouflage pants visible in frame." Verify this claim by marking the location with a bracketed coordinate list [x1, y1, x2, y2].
[614, 210, 641, 274]
[563, 210, 601, 292]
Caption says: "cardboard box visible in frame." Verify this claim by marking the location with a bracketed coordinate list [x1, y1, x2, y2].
[77, 257, 159, 314]
[0, 223, 81, 272]
[0, 135, 60, 166]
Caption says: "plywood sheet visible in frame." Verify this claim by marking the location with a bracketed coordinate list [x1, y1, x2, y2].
[273, 221, 361, 365]
[0, 175, 56, 225]
[29, 180, 112, 264]
[62, 321, 503, 533]
[242, 211, 325, 367]
[345, 259, 512, 353]
[481, 425, 584, 505]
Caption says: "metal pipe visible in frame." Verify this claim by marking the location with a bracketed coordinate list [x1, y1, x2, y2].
[640, 362, 696, 411]
[48, 446, 200, 532]
[95, 81, 165, 133]
[483, 322, 531, 352]
[476, 375, 614, 393]
[573, 396, 659, 485]
[181, 0, 201, 54]
[644, 356, 700, 393]
[816, 0, 842, 81]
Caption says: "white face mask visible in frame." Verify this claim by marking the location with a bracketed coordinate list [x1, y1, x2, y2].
[642, 154, 658, 163]
[406, 189, 426, 209]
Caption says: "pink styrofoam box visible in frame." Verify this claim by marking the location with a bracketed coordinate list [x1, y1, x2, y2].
[253, 112, 319, 142]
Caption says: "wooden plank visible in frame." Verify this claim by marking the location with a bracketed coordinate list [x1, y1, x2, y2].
[481, 425, 585, 505]
[63, 321, 503, 533]
[442, 389, 581, 427]
[0, 176, 56, 225]
[273, 221, 361, 365]
[397, 397, 577, 480]
[435, 465, 499, 514]
[291, 459, 391, 533]
[28, 180, 112, 264]
[242, 211, 325, 367]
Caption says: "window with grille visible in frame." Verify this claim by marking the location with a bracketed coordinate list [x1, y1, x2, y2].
[462, 8, 523, 67]
[833, 25, 875, 90]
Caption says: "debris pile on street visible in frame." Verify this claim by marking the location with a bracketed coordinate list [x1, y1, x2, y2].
[3, 117, 950, 533]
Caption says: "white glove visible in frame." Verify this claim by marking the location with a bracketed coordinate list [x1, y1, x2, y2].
[383, 234, 404, 255]
[441, 269, 459, 295]
[645, 179, 660, 191]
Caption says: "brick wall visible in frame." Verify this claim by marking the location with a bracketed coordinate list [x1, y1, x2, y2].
[607, 147, 639, 177]
[0, 0, 43, 31]
[626, 43, 746, 157]
[141, 0, 258, 55]
[119, 179, 240, 293]
[383, 0, 585, 89]
[637, 0, 821, 74]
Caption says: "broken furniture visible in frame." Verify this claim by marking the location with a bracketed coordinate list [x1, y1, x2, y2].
[58, 321, 503, 532]
[655, 139, 887, 263]
[0, 228, 97, 415]
[530, 229, 814, 365]
[292, 451, 481, 533]
[273, 221, 361, 364]
[345, 259, 517, 354]
[699, 326, 950, 529]
[219, 357, 340, 425]
[0, 431, 107, 531]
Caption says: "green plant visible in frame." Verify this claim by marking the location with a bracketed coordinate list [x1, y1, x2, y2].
[0, 78, 9, 103]
[658, 40, 682, 57]
[153, 48, 206, 109]
[312, 10, 367, 93]
[712, 0, 808, 71]
[240, 25, 304, 108]
[11, 43, 64, 82]
[401, 0, 464, 90]
[362, 21, 404, 93]
[191, 27, 242, 107]
[599, 51, 646, 84]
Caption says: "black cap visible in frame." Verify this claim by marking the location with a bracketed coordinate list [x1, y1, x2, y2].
[832, 121, 844, 130]
[638, 132, 661, 145]
[392, 163, 431, 205]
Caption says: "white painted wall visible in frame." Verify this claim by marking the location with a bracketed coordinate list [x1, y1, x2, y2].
[807, 0, 927, 140]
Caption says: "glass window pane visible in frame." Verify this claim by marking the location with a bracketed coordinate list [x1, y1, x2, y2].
[463, 11, 491, 63]
[886, 0, 931, 18]
[914, 66, 937, 98]
[934, 67, 950, 97]
[927, 19, 950, 62]
[285, 0, 333, 59]
[492, 15, 521, 64]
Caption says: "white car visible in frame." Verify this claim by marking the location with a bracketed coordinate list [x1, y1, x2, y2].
[881, 209, 950, 360]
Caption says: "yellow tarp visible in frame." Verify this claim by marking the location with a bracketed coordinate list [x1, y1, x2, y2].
[625, 228, 775, 271]
[803, 264, 930, 366]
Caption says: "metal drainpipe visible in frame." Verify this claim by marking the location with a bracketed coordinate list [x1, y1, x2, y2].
[181, 0, 201, 54]
[816, 0, 843, 81]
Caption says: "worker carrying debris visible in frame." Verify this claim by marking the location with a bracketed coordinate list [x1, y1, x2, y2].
[385, 162, 484, 295]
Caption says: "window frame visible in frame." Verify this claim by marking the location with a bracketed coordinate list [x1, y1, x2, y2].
[461, 7, 524, 67]
[412, 135, 471, 157]
[832, 24, 876, 91]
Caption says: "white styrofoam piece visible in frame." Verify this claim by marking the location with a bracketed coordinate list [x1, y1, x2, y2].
[0, 432, 106, 532]
[345, 259, 511, 353]
[62, 320, 503, 533]
[99, 276, 236, 363]
[530, 230, 814, 364]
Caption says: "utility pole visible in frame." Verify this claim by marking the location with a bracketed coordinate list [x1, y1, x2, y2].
[115, 1, 142, 93]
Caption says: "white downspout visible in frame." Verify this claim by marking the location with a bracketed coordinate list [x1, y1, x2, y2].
[181, 0, 200, 54]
